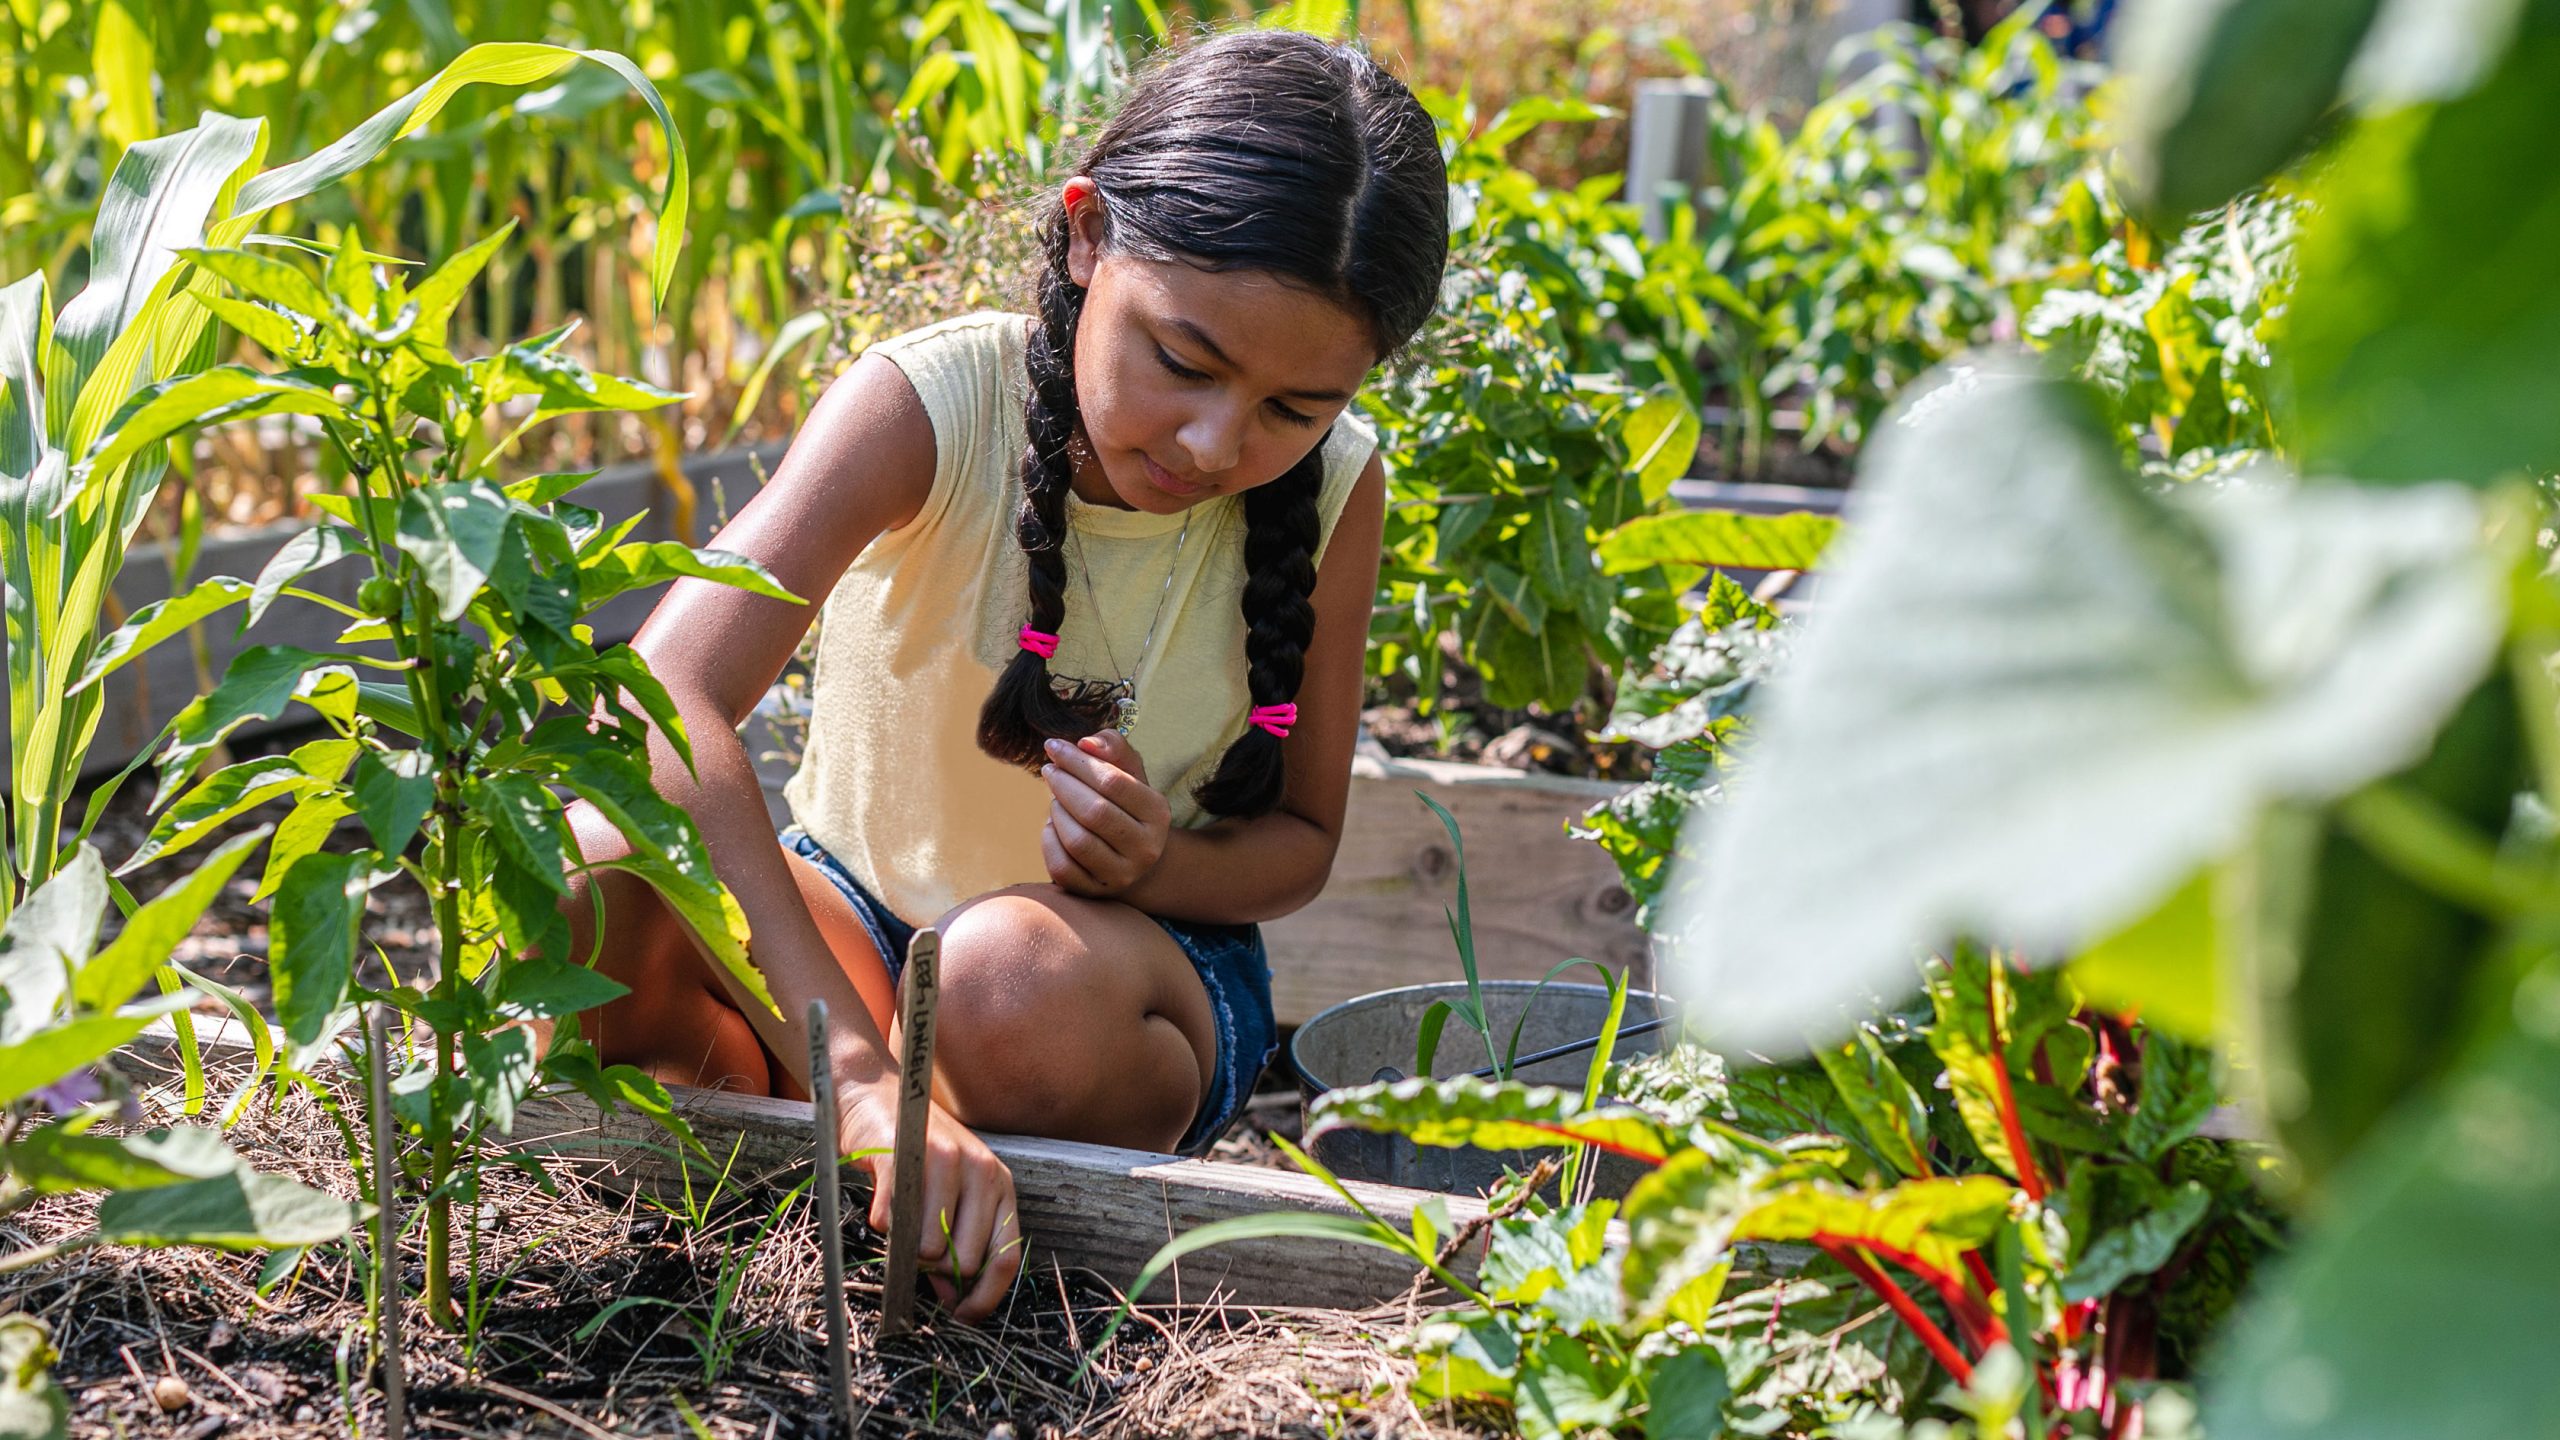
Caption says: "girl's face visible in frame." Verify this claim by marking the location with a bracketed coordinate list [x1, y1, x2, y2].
[1062, 178, 1379, 514]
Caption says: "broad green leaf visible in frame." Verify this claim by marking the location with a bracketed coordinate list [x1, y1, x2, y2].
[500, 470, 603, 507]
[175, 248, 331, 323]
[2203, 1012, 2560, 1439]
[471, 774, 570, 895]
[1810, 1027, 1933, 1181]
[94, 1168, 358, 1250]
[1927, 957, 2030, 1185]
[1621, 390, 1700, 504]
[1732, 1175, 2015, 1279]
[155, 646, 329, 780]
[197, 291, 304, 359]
[2117, 0, 2388, 222]
[0, 1004, 182, 1106]
[270, 850, 367, 1047]
[1642, 1348, 1730, 1440]
[231, 44, 688, 304]
[1621, 1148, 1748, 1331]
[1660, 366, 2507, 1052]
[1514, 1334, 1630, 1440]
[78, 828, 268, 1011]
[126, 755, 313, 873]
[3, 1123, 243, 1195]
[397, 480, 513, 622]
[80, 367, 346, 487]
[492, 342, 681, 420]
[245, 523, 358, 625]
[2064, 1180, 2210, 1302]
[0, 848, 111, 1038]
[407, 221, 516, 350]
[550, 1056, 698, 1155]
[49, 115, 264, 450]
[1307, 1075, 1677, 1164]
[2071, 868, 2220, 1039]
[253, 793, 352, 903]
[72, 578, 254, 694]
[558, 751, 764, 1012]
[351, 749, 436, 855]
[2290, 40, 2560, 485]
[1597, 509, 1841, 575]
[461, 1025, 536, 1134]
[495, 955, 629, 1021]
[576, 542, 798, 613]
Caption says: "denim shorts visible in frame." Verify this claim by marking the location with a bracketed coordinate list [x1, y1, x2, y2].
[779, 827, 1278, 1157]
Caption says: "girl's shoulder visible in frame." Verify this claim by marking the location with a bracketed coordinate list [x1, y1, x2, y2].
[866, 311, 1031, 421]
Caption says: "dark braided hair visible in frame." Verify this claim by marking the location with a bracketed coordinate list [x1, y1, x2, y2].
[976, 28, 1448, 817]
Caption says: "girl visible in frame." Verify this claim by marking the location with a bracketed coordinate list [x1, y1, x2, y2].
[560, 29, 1448, 1322]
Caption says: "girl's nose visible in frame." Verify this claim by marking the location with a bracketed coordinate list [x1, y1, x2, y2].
[1175, 402, 1245, 476]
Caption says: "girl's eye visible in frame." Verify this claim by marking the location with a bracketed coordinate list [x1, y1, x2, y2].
[1153, 346, 1209, 382]
[1156, 344, 1320, 428]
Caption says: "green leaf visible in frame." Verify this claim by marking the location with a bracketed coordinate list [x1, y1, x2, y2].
[80, 367, 347, 487]
[269, 850, 367, 1047]
[2064, 1180, 2210, 1303]
[2289, 39, 2560, 485]
[352, 748, 436, 855]
[94, 1168, 359, 1250]
[1810, 1026, 1934, 1181]
[495, 954, 629, 1021]
[1660, 366, 2508, 1052]
[492, 342, 681, 419]
[3, 1124, 243, 1195]
[0, 1005, 181, 1106]
[232, 44, 689, 306]
[471, 774, 570, 895]
[0, 1312, 69, 1440]
[1621, 390, 1700, 504]
[1596, 509, 1841, 574]
[0, 848, 111, 1038]
[245, 523, 358, 625]
[501, 469, 603, 507]
[78, 827, 268, 1011]
[197, 291, 305, 359]
[2202, 1012, 2560, 1439]
[2071, 868, 2220, 1039]
[397, 480, 513, 622]
[2117, 0, 2388, 222]
[252, 793, 352, 903]
[126, 755, 313, 873]
[156, 645, 329, 780]
[1514, 1335, 1629, 1440]
[1642, 1348, 1729, 1440]
[1621, 1148, 1747, 1331]
[72, 577, 254, 694]
[557, 751, 765, 1013]
[576, 541, 799, 614]
[1733, 1175, 2015, 1278]
[1927, 956, 2030, 1185]
[177, 248, 332, 324]
[1307, 1075, 1677, 1164]
[407, 221, 515, 350]
[461, 1025, 536, 1134]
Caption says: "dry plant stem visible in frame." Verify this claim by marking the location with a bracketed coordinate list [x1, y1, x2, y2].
[366, 1005, 408, 1440]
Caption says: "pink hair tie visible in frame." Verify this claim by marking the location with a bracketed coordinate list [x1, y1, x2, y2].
[1018, 625, 1060, 660]
[1247, 703, 1297, 739]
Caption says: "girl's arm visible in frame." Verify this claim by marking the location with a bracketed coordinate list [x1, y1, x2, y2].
[617, 354, 1024, 1321]
[1111, 451, 1388, 925]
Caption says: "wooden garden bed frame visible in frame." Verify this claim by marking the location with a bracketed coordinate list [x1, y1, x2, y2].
[131, 1021, 1541, 1313]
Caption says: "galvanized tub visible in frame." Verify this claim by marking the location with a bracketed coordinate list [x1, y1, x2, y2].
[1288, 980, 1677, 1198]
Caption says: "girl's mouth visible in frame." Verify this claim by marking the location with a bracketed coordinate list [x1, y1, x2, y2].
[1142, 454, 1204, 499]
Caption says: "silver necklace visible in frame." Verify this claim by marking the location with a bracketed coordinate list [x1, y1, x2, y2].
[1065, 505, 1196, 732]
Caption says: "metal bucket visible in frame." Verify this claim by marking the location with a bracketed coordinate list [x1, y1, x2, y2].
[1288, 980, 1677, 1198]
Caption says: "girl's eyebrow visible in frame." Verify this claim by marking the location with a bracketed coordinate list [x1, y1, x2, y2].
[1164, 316, 1355, 403]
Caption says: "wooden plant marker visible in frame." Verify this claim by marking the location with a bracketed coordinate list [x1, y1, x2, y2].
[880, 928, 940, 1337]
[805, 1000, 854, 1437]
[363, 1006, 406, 1440]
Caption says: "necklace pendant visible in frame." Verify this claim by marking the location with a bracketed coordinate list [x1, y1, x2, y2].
[1111, 691, 1139, 733]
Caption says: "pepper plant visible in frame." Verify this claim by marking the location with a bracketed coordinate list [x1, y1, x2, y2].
[120, 227, 795, 1324]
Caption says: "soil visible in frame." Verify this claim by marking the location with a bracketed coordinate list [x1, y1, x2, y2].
[1, 1067, 1492, 1440]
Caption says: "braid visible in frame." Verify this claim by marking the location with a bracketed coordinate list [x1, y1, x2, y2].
[1192, 437, 1325, 818]
[976, 211, 1123, 769]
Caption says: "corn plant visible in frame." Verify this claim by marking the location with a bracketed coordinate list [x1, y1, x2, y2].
[115, 223, 795, 1324]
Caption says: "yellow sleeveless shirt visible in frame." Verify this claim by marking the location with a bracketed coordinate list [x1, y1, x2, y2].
[782, 312, 1379, 925]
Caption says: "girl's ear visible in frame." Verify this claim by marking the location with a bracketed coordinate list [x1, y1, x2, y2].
[1063, 177, 1106, 288]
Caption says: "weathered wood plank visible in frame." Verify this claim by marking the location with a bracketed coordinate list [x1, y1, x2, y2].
[122, 1021, 1499, 1311]
[1263, 754, 1650, 1026]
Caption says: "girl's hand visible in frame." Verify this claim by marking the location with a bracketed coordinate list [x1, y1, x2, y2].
[841, 1080, 1025, 1323]
[1039, 731, 1172, 897]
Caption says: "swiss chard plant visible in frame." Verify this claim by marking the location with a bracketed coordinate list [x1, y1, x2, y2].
[1304, 942, 2270, 1439]
[117, 226, 796, 1325]
[1661, 2, 2560, 1435]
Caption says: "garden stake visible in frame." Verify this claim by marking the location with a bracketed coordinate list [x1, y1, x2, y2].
[881, 928, 942, 1337]
[364, 1005, 406, 1440]
[806, 999, 854, 1437]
